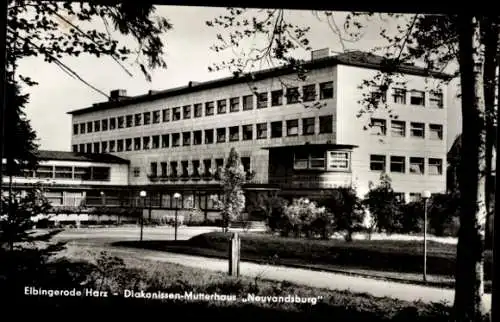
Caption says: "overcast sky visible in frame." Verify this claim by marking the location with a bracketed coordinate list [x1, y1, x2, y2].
[15, 5, 461, 151]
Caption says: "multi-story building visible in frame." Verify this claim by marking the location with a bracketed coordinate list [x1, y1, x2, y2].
[67, 49, 452, 220]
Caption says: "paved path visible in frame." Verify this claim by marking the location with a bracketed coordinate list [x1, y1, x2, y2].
[55, 227, 491, 311]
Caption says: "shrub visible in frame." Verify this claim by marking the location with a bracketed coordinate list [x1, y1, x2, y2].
[281, 198, 327, 238]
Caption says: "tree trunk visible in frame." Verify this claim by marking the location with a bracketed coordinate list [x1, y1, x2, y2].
[8, 173, 13, 252]
[453, 15, 488, 321]
[483, 17, 499, 250]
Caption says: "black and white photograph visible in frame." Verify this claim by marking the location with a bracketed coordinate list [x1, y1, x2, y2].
[0, 1, 498, 321]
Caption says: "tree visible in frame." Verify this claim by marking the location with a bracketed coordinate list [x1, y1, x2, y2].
[363, 173, 403, 234]
[319, 187, 365, 241]
[213, 148, 248, 232]
[245, 191, 288, 231]
[282, 197, 327, 238]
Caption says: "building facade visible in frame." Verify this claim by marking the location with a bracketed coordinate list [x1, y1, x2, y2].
[65, 49, 451, 220]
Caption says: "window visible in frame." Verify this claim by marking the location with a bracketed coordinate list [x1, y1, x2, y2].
[162, 109, 170, 122]
[409, 157, 425, 174]
[134, 137, 141, 151]
[242, 95, 253, 110]
[91, 167, 110, 181]
[150, 162, 158, 177]
[143, 112, 151, 125]
[390, 156, 405, 173]
[286, 87, 300, 104]
[241, 157, 251, 173]
[392, 88, 406, 104]
[73, 124, 78, 135]
[86, 143, 92, 153]
[205, 129, 214, 144]
[183, 105, 191, 119]
[217, 99, 227, 114]
[302, 118, 315, 135]
[117, 116, 124, 129]
[125, 138, 132, 151]
[193, 130, 202, 145]
[216, 128, 226, 143]
[182, 132, 191, 146]
[319, 115, 333, 133]
[286, 119, 299, 136]
[410, 122, 425, 138]
[227, 97, 240, 112]
[160, 162, 168, 177]
[36, 165, 53, 179]
[229, 126, 239, 141]
[170, 161, 178, 177]
[172, 107, 181, 121]
[79, 123, 86, 134]
[109, 140, 115, 152]
[391, 120, 406, 137]
[194, 104, 202, 117]
[87, 121, 93, 133]
[370, 155, 386, 171]
[428, 158, 443, 175]
[126, 115, 133, 127]
[192, 160, 201, 177]
[72, 144, 78, 152]
[242, 125, 253, 141]
[409, 193, 421, 203]
[117, 139, 123, 152]
[370, 85, 387, 103]
[133, 167, 141, 177]
[101, 141, 108, 153]
[205, 102, 215, 116]
[101, 119, 108, 131]
[79, 144, 84, 152]
[429, 90, 443, 108]
[293, 151, 326, 170]
[152, 135, 160, 149]
[257, 92, 268, 109]
[327, 151, 350, 171]
[215, 158, 224, 170]
[302, 84, 316, 102]
[271, 121, 283, 138]
[143, 137, 150, 150]
[94, 120, 100, 132]
[319, 81, 334, 99]
[429, 124, 443, 140]
[153, 110, 161, 123]
[256, 123, 267, 139]
[271, 90, 283, 106]
[410, 90, 425, 106]
[74, 167, 90, 180]
[203, 159, 212, 176]
[370, 118, 386, 135]
[161, 134, 169, 148]
[172, 133, 180, 147]
[93, 142, 100, 153]
[55, 166, 72, 179]
[133, 113, 141, 126]
[181, 161, 189, 178]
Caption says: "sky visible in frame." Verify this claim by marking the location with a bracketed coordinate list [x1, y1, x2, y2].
[15, 5, 462, 151]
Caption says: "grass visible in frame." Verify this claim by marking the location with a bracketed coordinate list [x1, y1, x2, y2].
[113, 232, 493, 291]
[3, 244, 451, 321]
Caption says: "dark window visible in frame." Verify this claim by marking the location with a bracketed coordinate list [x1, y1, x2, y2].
[93, 142, 100, 153]
[126, 115, 133, 127]
[319, 81, 334, 99]
[87, 121, 93, 133]
[109, 141, 115, 152]
[150, 162, 158, 177]
[133, 167, 140, 177]
[172, 133, 180, 147]
[181, 161, 189, 177]
[161, 134, 169, 148]
[125, 138, 132, 151]
[73, 124, 79, 135]
[72, 144, 78, 152]
[217, 128, 226, 143]
[192, 160, 201, 177]
[410, 90, 425, 106]
[241, 157, 251, 173]
[86, 143, 92, 152]
[153, 110, 161, 123]
[152, 135, 160, 149]
[160, 162, 168, 177]
[286, 119, 299, 136]
[79, 144, 84, 152]
[203, 159, 211, 176]
[193, 130, 202, 145]
[302, 84, 316, 102]
[91, 167, 110, 181]
[242, 124, 253, 140]
[117, 139, 124, 152]
[286, 87, 300, 104]
[80, 123, 86, 134]
[370, 118, 387, 136]
[391, 120, 406, 137]
[409, 157, 425, 175]
[143, 137, 150, 150]
[117, 116, 124, 129]
[170, 161, 178, 177]
[256, 123, 268, 139]
[101, 119, 108, 131]
[390, 156, 405, 173]
[242, 95, 253, 110]
[183, 105, 191, 119]
[162, 109, 170, 122]
[230, 97, 240, 112]
[110, 118, 116, 130]
[429, 124, 443, 140]
[143, 112, 151, 125]
[370, 155, 386, 171]
[135, 113, 142, 126]
[205, 129, 214, 144]
[319, 115, 333, 133]
[194, 104, 203, 117]
[257, 92, 268, 109]
[101, 141, 108, 153]
[271, 121, 283, 138]
[74, 167, 90, 180]
[183, 132, 191, 146]
[134, 137, 141, 150]
[94, 120, 100, 132]
[229, 126, 239, 141]
[172, 107, 181, 121]
[410, 122, 425, 138]
[205, 102, 215, 116]
[429, 158, 443, 175]
[392, 88, 406, 104]
[430, 91, 443, 108]
[271, 90, 283, 106]
[217, 99, 227, 114]
[302, 117, 315, 135]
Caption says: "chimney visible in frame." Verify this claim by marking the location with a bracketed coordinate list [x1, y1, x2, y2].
[311, 48, 334, 61]
[109, 89, 127, 101]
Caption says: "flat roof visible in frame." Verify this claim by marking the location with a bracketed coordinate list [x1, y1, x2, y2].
[36, 150, 130, 164]
[67, 51, 453, 116]
[261, 143, 359, 151]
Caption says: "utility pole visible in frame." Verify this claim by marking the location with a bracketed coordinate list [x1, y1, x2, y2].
[0, 0, 9, 215]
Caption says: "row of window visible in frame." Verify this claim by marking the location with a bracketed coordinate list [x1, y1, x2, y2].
[143, 157, 251, 179]
[369, 155, 443, 175]
[72, 115, 334, 153]
[370, 118, 444, 140]
[371, 87, 444, 108]
[292, 150, 351, 171]
[72, 81, 335, 136]
[13, 166, 112, 181]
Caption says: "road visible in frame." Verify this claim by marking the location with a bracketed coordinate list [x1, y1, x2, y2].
[53, 226, 492, 310]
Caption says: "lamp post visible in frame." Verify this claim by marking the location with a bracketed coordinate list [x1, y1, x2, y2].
[422, 190, 431, 282]
[173, 192, 181, 241]
[139, 190, 146, 242]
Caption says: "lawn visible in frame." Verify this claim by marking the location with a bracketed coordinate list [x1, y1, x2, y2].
[0, 245, 453, 321]
[113, 232, 493, 284]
